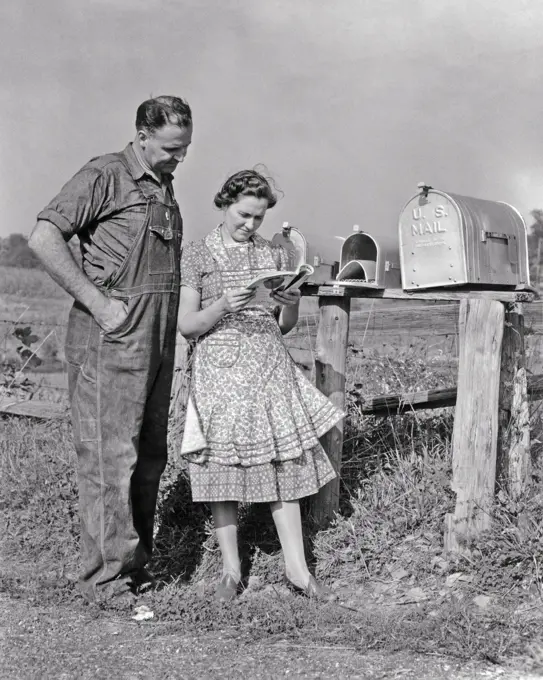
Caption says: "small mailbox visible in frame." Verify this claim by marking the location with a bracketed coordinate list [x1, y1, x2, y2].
[271, 222, 307, 268]
[335, 225, 402, 289]
[271, 223, 339, 283]
[398, 185, 531, 290]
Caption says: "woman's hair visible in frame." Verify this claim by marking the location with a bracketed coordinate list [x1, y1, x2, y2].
[136, 96, 192, 133]
[214, 169, 279, 210]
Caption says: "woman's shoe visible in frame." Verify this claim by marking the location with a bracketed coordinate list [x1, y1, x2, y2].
[284, 574, 337, 602]
[215, 574, 240, 602]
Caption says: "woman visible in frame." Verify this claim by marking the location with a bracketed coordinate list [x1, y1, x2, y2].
[177, 169, 343, 601]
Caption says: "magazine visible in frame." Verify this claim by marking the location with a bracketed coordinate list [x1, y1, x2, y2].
[245, 262, 314, 293]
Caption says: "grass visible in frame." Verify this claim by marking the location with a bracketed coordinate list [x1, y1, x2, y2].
[2, 270, 543, 672]
[1, 419, 79, 582]
[3, 404, 543, 672]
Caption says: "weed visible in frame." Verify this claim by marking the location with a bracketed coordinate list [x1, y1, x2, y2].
[1, 419, 80, 587]
[315, 442, 455, 583]
[3, 394, 543, 666]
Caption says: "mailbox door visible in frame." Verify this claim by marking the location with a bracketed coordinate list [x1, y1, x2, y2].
[337, 260, 376, 281]
[501, 203, 531, 286]
[399, 191, 468, 289]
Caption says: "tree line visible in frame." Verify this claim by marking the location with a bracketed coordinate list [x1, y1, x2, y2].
[528, 211, 543, 286]
[0, 234, 44, 269]
[0, 233, 80, 269]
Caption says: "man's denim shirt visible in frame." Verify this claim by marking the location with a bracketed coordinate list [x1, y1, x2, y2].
[37, 144, 178, 287]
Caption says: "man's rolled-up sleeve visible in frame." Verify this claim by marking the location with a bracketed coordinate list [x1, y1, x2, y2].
[37, 165, 110, 239]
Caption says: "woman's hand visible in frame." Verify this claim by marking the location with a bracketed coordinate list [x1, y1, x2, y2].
[220, 287, 256, 314]
[271, 288, 301, 306]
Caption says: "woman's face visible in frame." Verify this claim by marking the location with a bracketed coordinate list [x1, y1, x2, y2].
[223, 195, 269, 242]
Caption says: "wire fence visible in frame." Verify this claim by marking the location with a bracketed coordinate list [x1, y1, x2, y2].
[1, 299, 542, 397]
[0, 318, 68, 328]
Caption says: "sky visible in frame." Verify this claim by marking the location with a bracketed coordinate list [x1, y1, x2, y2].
[1, 0, 543, 258]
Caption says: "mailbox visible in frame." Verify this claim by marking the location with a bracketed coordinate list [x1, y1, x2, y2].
[271, 223, 339, 283]
[335, 225, 402, 289]
[271, 222, 307, 268]
[398, 185, 531, 290]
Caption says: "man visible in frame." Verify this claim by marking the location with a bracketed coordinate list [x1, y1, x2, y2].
[29, 96, 193, 604]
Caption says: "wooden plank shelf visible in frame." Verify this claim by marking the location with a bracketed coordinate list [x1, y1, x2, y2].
[313, 283, 539, 303]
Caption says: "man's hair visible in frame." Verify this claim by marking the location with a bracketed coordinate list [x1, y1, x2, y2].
[135, 96, 192, 133]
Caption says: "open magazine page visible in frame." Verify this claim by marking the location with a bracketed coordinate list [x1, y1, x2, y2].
[246, 263, 314, 293]
[243, 271, 284, 307]
[279, 263, 314, 291]
[246, 270, 294, 290]
[243, 263, 315, 308]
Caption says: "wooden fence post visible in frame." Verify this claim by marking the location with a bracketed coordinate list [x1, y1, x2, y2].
[444, 298, 505, 553]
[310, 294, 351, 526]
[497, 302, 531, 499]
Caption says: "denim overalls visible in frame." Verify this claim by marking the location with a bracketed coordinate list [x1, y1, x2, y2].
[64, 157, 181, 601]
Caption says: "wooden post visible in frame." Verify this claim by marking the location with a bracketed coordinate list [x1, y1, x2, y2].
[496, 303, 531, 500]
[444, 298, 505, 553]
[310, 295, 351, 526]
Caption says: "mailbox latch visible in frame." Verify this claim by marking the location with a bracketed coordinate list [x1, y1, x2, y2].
[480, 230, 518, 265]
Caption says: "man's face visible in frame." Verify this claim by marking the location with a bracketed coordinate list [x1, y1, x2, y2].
[138, 122, 193, 176]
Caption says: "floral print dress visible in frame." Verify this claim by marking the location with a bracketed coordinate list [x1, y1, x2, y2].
[179, 226, 343, 503]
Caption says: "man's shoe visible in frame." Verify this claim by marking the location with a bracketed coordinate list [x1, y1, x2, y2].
[132, 568, 157, 594]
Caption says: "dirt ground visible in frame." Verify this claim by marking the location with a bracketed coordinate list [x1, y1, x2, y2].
[1, 594, 541, 680]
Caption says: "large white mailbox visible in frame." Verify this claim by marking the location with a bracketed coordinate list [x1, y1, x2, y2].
[398, 184, 531, 290]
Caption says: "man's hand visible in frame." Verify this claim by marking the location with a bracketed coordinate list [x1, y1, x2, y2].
[220, 288, 256, 314]
[94, 297, 130, 334]
[271, 288, 301, 306]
